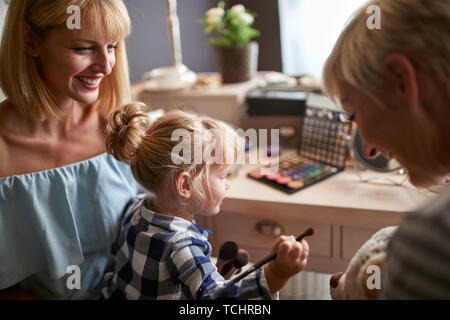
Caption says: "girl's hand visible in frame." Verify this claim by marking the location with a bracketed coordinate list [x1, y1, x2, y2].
[264, 235, 309, 294]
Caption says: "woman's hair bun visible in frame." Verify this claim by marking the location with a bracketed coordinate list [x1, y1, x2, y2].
[105, 102, 153, 164]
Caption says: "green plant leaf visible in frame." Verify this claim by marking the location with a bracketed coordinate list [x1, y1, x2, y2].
[198, 2, 260, 48]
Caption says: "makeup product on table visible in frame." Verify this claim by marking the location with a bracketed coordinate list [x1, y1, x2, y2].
[248, 106, 352, 194]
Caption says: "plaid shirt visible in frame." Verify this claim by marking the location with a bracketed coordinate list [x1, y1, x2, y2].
[102, 196, 275, 300]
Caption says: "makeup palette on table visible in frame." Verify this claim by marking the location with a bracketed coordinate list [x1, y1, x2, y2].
[247, 106, 352, 194]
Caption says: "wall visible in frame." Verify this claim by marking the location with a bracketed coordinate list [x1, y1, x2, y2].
[0, 0, 283, 85]
[124, 0, 282, 83]
[230, 0, 282, 73]
[278, 0, 365, 78]
[124, 0, 218, 83]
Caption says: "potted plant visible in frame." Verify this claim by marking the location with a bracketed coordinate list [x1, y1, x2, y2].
[198, 2, 260, 83]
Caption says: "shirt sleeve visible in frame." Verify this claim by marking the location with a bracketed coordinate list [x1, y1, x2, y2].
[382, 207, 450, 299]
[168, 235, 274, 300]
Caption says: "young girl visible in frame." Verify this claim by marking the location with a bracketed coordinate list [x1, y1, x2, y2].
[102, 102, 309, 300]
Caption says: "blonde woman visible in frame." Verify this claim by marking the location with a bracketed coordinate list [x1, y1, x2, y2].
[323, 0, 450, 299]
[102, 104, 309, 300]
[0, 0, 138, 299]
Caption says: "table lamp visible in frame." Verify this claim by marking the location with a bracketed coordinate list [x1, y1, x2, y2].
[143, 0, 197, 90]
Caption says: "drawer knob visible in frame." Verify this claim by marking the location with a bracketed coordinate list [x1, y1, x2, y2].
[255, 220, 284, 236]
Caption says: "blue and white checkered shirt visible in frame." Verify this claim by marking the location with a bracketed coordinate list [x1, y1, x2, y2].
[102, 196, 275, 300]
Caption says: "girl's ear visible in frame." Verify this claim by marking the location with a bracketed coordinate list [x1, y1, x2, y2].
[176, 171, 192, 199]
[23, 23, 42, 57]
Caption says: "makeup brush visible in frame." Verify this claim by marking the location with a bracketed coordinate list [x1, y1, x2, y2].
[216, 241, 238, 274]
[206, 227, 314, 300]
[222, 249, 250, 279]
[233, 249, 250, 270]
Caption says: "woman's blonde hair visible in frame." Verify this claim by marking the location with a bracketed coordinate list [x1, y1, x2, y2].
[323, 0, 450, 101]
[0, 0, 131, 120]
[106, 102, 240, 212]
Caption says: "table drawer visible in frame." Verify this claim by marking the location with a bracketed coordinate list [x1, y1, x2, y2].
[214, 210, 331, 258]
[341, 227, 378, 260]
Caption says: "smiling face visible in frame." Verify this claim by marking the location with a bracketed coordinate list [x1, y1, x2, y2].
[35, 26, 118, 107]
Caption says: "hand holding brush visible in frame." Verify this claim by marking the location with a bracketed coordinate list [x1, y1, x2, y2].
[206, 228, 313, 300]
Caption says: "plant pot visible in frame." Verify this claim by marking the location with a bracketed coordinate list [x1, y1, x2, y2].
[214, 42, 259, 83]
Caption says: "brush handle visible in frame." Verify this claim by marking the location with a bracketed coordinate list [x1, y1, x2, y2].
[252, 232, 308, 268]
[206, 233, 309, 300]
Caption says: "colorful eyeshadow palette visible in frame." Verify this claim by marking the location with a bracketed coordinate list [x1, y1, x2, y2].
[247, 106, 352, 194]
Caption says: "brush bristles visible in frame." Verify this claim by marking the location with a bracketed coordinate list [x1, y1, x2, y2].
[305, 228, 314, 236]
[233, 249, 250, 268]
[217, 241, 238, 267]
[218, 241, 238, 260]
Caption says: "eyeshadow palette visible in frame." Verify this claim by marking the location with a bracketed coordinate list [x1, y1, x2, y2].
[247, 106, 352, 194]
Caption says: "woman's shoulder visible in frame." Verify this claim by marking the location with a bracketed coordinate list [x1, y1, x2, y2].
[0, 100, 42, 177]
[0, 102, 110, 178]
[0, 152, 120, 184]
[0, 153, 139, 293]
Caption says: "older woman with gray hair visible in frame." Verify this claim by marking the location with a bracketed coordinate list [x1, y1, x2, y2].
[323, 0, 450, 299]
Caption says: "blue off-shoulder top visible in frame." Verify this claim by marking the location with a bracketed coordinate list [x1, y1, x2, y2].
[0, 153, 139, 299]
